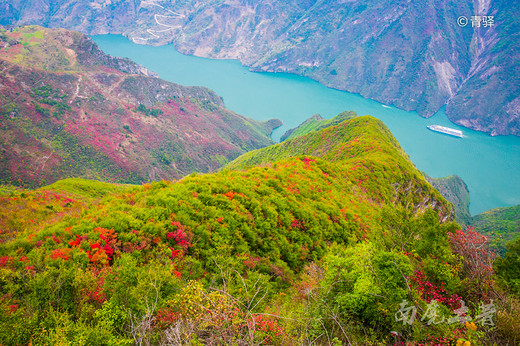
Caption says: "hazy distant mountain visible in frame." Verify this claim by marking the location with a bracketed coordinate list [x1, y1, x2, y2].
[1, 0, 519, 136]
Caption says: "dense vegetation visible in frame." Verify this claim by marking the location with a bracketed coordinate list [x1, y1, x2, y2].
[470, 204, 520, 254]
[1, 115, 518, 345]
[495, 236, 520, 296]
[279, 111, 356, 142]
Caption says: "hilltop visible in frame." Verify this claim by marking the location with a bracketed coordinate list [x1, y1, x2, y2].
[0, 26, 280, 188]
[278, 112, 478, 226]
[4, 114, 514, 344]
[280, 111, 357, 142]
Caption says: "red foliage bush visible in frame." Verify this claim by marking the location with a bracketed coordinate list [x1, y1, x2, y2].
[448, 227, 496, 295]
[68, 234, 87, 247]
[87, 228, 118, 266]
[170, 248, 180, 259]
[301, 157, 316, 164]
[8, 304, 19, 313]
[249, 314, 284, 344]
[291, 219, 304, 229]
[411, 271, 461, 309]
[154, 307, 180, 329]
[50, 248, 71, 260]
[243, 255, 261, 269]
[224, 191, 235, 200]
[85, 270, 108, 305]
[169, 221, 191, 250]
[0, 256, 13, 267]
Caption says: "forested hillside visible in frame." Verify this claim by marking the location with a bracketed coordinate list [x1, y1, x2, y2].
[470, 204, 520, 254]
[1, 116, 517, 345]
[0, 26, 279, 188]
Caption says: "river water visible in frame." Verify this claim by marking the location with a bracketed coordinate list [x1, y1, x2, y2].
[92, 34, 520, 216]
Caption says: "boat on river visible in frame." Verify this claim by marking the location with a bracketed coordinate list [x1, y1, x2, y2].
[427, 125, 463, 138]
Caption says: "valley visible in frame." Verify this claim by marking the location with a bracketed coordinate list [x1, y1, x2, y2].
[2, 0, 519, 136]
[93, 33, 520, 216]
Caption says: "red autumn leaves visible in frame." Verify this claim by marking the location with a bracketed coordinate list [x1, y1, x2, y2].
[167, 221, 192, 261]
[87, 228, 118, 267]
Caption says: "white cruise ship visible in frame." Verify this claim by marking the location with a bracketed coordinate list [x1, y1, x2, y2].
[427, 125, 463, 138]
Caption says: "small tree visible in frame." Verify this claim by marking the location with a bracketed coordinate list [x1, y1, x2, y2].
[448, 227, 496, 297]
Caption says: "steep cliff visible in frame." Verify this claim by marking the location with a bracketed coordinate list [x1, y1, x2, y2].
[425, 174, 471, 224]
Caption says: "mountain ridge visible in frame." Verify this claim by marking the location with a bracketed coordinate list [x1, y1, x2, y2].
[1, 113, 475, 345]
[273, 112, 475, 224]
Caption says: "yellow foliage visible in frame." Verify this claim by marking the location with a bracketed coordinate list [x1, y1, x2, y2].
[465, 321, 477, 331]
[90, 248, 109, 267]
[168, 281, 236, 325]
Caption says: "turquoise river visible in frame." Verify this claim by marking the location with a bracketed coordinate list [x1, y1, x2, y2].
[93, 34, 520, 216]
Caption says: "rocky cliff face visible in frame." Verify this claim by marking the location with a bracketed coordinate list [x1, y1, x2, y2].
[1, 0, 518, 136]
[425, 174, 471, 224]
[446, 0, 520, 136]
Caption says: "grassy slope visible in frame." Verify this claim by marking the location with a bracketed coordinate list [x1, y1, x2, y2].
[280, 114, 326, 142]
[225, 115, 452, 218]
[39, 178, 135, 199]
[0, 178, 135, 244]
[227, 115, 404, 167]
[278, 112, 476, 225]
[1, 116, 454, 256]
[280, 111, 357, 141]
[469, 204, 520, 254]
